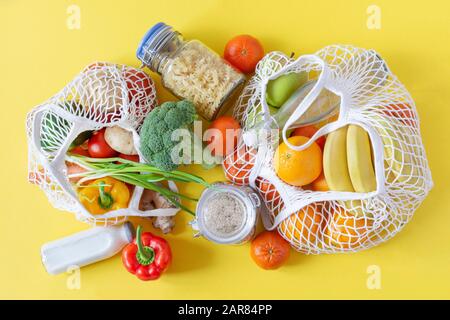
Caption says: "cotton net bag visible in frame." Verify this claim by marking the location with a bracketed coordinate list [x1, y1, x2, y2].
[224, 45, 433, 254]
[26, 62, 180, 226]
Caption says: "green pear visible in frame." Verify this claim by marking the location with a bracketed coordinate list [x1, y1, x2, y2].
[266, 72, 308, 108]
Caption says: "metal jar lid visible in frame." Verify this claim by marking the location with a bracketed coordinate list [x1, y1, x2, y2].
[136, 22, 180, 72]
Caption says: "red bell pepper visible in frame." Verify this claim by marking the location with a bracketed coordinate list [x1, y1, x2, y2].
[121, 225, 172, 281]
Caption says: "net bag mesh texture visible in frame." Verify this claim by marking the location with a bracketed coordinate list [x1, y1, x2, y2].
[26, 62, 179, 226]
[224, 45, 433, 254]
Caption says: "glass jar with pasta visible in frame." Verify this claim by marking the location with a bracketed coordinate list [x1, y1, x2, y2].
[136, 22, 245, 121]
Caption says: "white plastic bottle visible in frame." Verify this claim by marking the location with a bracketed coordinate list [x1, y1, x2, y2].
[41, 222, 135, 275]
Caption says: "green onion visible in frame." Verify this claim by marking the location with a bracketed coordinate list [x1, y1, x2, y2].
[66, 155, 209, 215]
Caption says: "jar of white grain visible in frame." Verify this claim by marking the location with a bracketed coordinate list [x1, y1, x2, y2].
[136, 23, 245, 121]
[192, 183, 261, 245]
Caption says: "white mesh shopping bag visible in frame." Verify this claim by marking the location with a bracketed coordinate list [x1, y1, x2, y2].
[26, 62, 180, 226]
[224, 45, 433, 254]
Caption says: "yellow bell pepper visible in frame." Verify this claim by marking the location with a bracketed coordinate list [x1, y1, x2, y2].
[78, 177, 130, 215]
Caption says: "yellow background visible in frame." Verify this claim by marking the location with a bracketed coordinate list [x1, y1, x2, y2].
[1, 0, 449, 299]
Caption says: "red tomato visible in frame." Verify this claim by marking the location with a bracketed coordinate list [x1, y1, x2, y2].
[290, 125, 326, 150]
[224, 35, 264, 74]
[206, 116, 241, 157]
[250, 230, 291, 270]
[118, 153, 140, 162]
[88, 128, 118, 158]
[124, 68, 154, 113]
[69, 146, 90, 157]
[383, 103, 416, 127]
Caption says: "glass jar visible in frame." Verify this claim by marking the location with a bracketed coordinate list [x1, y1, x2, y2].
[136, 22, 245, 121]
[191, 183, 261, 245]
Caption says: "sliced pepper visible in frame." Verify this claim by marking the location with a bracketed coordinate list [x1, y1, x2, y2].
[78, 177, 130, 215]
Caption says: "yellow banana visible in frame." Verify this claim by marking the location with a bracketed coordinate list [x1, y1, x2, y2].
[370, 113, 420, 186]
[346, 125, 377, 193]
[323, 125, 354, 192]
[370, 113, 425, 213]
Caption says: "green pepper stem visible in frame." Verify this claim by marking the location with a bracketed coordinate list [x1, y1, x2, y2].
[98, 182, 113, 209]
[136, 226, 155, 266]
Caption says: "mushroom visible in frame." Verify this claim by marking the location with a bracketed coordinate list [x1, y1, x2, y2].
[104, 126, 137, 155]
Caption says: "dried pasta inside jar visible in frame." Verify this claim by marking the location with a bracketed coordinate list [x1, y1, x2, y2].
[163, 41, 245, 120]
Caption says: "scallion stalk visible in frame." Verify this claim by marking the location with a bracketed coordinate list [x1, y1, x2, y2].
[66, 155, 209, 215]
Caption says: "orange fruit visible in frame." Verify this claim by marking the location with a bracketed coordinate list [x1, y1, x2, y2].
[311, 172, 329, 191]
[278, 205, 325, 246]
[223, 145, 255, 185]
[250, 231, 290, 270]
[383, 103, 416, 127]
[255, 177, 283, 215]
[290, 125, 326, 150]
[273, 136, 322, 187]
[324, 206, 373, 249]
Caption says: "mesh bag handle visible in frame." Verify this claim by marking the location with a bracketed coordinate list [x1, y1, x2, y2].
[252, 54, 387, 230]
[278, 55, 331, 151]
[31, 104, 181, 221]
[30, 106, 92, 221]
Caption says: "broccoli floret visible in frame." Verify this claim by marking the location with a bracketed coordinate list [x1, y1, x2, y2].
[165, 107, 185, 130]
[162, 131, 173, 149]
[151, 151, 177, 172]
[165, 100, 197, 129]
[139, 100, 198, 171]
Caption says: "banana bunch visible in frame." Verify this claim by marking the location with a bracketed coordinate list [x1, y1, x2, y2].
[323, 114, 424, 224]
[323, 124, 377, 194]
